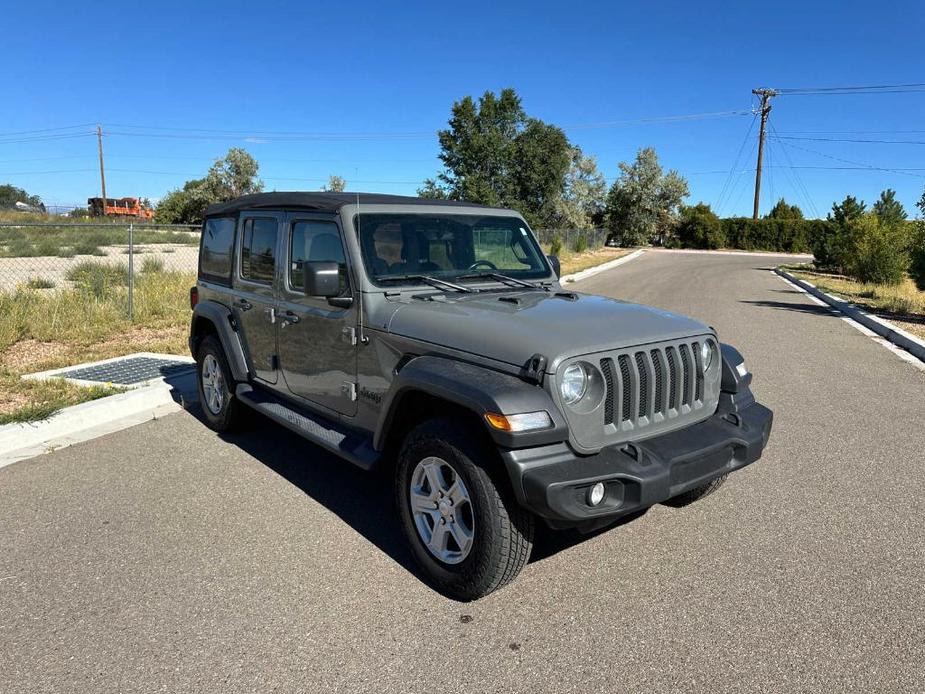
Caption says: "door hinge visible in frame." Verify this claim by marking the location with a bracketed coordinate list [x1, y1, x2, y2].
[268, 354, 279, 370]
[342, 381, 357, 401]
[264, 307, 276, 324]
[342, 326, 357, 346]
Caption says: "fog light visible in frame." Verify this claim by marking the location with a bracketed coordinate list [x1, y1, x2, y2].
[588, 482, 606, 506]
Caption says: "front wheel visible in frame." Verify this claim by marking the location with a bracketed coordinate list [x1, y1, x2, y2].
[396, 419, 534, 601]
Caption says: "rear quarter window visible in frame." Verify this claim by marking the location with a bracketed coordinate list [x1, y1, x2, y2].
[199, 217, 236, 283]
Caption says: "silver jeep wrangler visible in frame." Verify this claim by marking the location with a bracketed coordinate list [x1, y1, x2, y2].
[189, 192, 773, 600]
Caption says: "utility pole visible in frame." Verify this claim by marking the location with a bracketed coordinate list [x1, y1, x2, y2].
[96, 124, 107, 212]
[751, 88, 777, 219]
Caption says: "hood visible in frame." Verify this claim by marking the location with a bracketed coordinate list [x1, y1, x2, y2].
[383, 290, 711, 372]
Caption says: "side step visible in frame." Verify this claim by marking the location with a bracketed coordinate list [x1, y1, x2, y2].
[235, 384, 379, 470]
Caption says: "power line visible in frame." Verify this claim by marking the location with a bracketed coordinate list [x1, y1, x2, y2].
[777, 135, 925, 145]
[0, 123, 96, 137]
[715, 112, 758, 212]
[774, 82, 925, 95]
[771, 136, 925, 179]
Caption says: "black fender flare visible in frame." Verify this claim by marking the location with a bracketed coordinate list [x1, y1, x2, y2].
[374, 355, 568, 450]
[189, 301, 250, 382]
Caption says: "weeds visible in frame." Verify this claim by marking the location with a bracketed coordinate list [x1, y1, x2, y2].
[25, 278, 55, 289]
[141, 256, 165, 273]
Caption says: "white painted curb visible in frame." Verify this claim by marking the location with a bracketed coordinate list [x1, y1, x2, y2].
[561, 249, 645, 284]
[651, 248, 814, 260]
[0, 381, 183, 469]
[776, 268, 925, 363]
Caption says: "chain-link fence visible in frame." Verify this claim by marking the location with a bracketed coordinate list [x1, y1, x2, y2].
[533, 228, 610, 253]
[0, 221, 199, 317]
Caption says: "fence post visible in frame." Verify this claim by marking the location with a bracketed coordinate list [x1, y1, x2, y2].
[128, 221, 134, 321]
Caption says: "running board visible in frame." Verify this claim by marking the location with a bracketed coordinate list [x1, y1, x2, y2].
[235, 384, 379, 470]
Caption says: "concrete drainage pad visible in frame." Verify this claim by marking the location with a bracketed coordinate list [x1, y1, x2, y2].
[24, 352, 195, 389]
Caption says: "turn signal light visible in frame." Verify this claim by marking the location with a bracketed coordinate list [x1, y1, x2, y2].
[484, 411, 553, 433]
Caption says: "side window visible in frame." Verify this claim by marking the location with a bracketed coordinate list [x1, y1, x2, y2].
[240, 218, 278, 283]
[290, 221, 349, 295]
[199, 216, 236, 282]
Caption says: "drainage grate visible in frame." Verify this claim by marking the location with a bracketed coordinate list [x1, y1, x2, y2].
[56, 356, 194, 385]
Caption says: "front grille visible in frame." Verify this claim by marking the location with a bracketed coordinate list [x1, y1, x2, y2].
[599, 337, 711, 435]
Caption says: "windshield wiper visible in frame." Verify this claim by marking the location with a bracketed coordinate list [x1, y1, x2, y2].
[456, 271, 548, 291]
[377, 274, 475, 293]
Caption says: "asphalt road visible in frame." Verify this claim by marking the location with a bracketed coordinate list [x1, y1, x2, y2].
[2, 250, 923, 693]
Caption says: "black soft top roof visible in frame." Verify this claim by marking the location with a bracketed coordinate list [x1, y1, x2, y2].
[205, 192, 493, 216]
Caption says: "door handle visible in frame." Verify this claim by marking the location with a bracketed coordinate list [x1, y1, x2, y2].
[233, 298, 253, 311]
[281, 310, 300, 327]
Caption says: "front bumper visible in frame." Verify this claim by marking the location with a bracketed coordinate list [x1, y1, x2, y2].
[500, 395, 773, 529]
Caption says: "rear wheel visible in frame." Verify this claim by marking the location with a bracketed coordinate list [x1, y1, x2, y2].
[663, 474, 728, 507]
[196, 335, 241, 432]
[396, 418, 534, 601]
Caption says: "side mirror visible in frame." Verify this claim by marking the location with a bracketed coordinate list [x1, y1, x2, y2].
[547, 255, 561, 279]
[303, 261, 341, 297]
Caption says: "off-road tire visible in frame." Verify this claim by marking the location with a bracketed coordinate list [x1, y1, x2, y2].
[662, 473, 728, 507]
[196, 335, 242, 433]
[396, 418, 534, 601]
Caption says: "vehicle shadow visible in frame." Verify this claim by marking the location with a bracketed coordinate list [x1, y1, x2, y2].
[740, 299, 840, 316]
[182, 395, 637, 588]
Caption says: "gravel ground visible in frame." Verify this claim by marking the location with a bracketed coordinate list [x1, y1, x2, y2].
[1, 251, 922, 693]
[0, 244, 198, 291]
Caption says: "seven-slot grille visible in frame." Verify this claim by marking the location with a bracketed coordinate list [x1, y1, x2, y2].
[600, 339, 707, 432]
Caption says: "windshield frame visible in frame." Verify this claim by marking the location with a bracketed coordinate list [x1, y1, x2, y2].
[353, 211, 554, 289]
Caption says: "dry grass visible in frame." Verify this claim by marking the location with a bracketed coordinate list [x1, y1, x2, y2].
[787, 265, 925, 340]
[0, 267, 194, 423]
[543, 246, 635, 276]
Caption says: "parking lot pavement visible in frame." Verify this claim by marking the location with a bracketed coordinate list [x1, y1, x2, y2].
[1, 251, 923, 693]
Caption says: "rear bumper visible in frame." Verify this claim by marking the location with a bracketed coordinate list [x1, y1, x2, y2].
[500, 396, 772, 529]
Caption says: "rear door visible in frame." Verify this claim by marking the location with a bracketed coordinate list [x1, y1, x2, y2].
[233, 211, 284, 384]
[276, 213, 358, 416]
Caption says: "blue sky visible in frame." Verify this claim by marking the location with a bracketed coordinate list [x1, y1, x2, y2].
[2, 0, 924, 218]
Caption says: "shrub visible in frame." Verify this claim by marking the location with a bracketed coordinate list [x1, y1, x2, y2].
[909, 222, 925, 291]
[65, 261, 127, 299]
[549, 236, 563, 256]
[72, 240, 105, 256]
[678, 203, 724, 249]
[572, 235, 588, 253]
[720, 217, 824, 254]
[141, 256, 165, 273]
[844, 214, 909, 286]
[25, 277, 55, 289]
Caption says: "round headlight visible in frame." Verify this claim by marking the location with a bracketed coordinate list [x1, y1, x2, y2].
[560, 363, 588, 405]
[701, 340, 716, 372]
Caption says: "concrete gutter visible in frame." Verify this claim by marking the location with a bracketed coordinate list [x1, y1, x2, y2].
[775, 267, 925, 364]
[560, 249, 645, 283]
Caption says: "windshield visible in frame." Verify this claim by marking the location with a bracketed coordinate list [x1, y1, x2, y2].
[356, 213, 551, 286]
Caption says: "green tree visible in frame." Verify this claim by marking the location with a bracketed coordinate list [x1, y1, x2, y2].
[417, 179, 448, 199]
[552, 149, 607, 229]
[677, 203, 725, 249]
[911, 189, 925, 290]
[843, 213, 909, 285]
[68, 206, 90, 218]
[0, 183, 44, 211]
[324, 175, 346, 192]
[814, 195, 868, 271]
[509, 118, 571, 226]
[872, 188, 907, 225]
[604, 147, 689, 246]
[766, 198, 804, 220]
[155, 149, 262, 224]
[434, 88, 524, 206]
[426, 88, 572, 225]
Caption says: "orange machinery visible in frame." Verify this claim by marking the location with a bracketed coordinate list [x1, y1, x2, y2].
[87, 197, 154, 220]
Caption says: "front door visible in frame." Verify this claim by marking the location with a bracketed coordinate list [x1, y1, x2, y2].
[276, 214, 358, 416]
[233, 211, 284, 384]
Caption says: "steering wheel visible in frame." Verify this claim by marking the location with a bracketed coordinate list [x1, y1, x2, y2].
[468, 260, 498, 270]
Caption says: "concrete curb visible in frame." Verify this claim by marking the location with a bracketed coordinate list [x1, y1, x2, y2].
[0, 382, 184, 469]
[561, 249, 645, 284]
[651, 248, 814, 259]
[775, 268, 925, 364]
